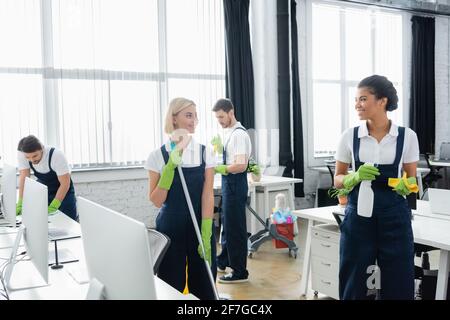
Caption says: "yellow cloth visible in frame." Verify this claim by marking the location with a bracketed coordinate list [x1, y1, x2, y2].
[183, 258, 189, 294]
[388, 172, 419, 193]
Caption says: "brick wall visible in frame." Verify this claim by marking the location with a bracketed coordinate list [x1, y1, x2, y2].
[72, 169, 159, 228]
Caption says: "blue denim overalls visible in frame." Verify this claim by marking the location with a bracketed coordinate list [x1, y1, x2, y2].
[217, 127, 249, 278]
[156, 144, 217, 300]
[339, 126, 414, 300]
[29, 148, 77, 221]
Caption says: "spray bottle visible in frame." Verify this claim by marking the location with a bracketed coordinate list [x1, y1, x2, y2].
[357, 162, 375, 217]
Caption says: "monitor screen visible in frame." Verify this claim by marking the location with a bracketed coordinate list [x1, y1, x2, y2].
[77, 196, 156, 300]
[5, 177, 49, 290]
[0, 163, 17, 228]
[428, 188, 450, 216]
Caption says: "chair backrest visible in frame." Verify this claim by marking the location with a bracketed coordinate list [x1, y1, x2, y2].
[147, 228, 171, 275]
[440, 142, 450, 160]
[326, 164, 335, 187]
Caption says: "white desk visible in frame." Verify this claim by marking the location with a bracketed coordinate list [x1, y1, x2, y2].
[429, 160, 450, 167]
[214, 174, 302, 214]
[0, 211, 79, 248]
[311, 166, 430, 206]
[47, 212, 82, 241]
[293, 200, 450, 300]
[0, 213, 196, 300]
[214, 175, 303, 233]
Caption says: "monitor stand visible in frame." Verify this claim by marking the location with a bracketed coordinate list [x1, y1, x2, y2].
[4, 225, 49, 291]
[49, 240, 78, 269]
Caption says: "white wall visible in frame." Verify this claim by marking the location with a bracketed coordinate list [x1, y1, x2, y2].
[435, 16, 450, 156]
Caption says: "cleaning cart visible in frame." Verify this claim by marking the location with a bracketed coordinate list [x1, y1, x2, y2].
[245, 197, 298, 259]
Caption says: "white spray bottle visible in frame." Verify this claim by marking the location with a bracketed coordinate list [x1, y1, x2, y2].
[357, 162, 375, 217]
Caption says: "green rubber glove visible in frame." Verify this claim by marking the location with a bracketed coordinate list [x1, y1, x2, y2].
[48, 198, 61, 214]
[157, 148, 182, 190]
[388, 173, 419, 196]
[16, 198, 23, 216]
[343, 163, 380, 190]
[197, 218, 213, 265]
[211, 134, 223, 155]
[214, 164, 228, 176]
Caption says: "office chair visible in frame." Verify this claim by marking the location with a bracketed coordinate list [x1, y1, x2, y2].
[326, 164, 335, 185]
[412, 189, 438, 298]
[317, 164, 338, 207]
[413, 243, 439, 299]
[422, 153, 443, 193]
[147, 228, 171, 275]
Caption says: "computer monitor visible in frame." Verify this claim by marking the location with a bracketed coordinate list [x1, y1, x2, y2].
[77, 196, 157, 300]
[4, 177, 49, 290]
[428, 188, 450, 216]
[0, 163, 17, 229]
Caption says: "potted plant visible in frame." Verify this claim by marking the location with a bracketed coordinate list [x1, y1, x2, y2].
[247, 158, 261, 183]
[328, 186, 350, 207]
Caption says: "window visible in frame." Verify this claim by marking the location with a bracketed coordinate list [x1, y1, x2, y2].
[0, 0, 225, 167]
[308, 1, 405, 160]
[0, 0, 44, 165]
[166, 0, 225, 145]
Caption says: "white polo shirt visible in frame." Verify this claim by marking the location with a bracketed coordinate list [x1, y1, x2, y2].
[145, 139, 215, 174]
[223, 121, 252, 168]
[17, 146, 71, 176]
[335, 121, 420, 177]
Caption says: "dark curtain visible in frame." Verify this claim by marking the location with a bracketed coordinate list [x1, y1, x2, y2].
[277, 0, 294, 177]
[290, 0, 304, 197]
[223, 0, 255, 130]
[410, 16, 435, 154]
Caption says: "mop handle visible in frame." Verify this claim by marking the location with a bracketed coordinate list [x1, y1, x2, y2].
[177, 166, 220, 300]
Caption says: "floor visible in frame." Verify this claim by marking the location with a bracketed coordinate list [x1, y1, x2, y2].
[215, 239, 303, 300]
[213, 220, 441, 300]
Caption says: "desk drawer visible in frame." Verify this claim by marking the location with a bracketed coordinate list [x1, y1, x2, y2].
[311, 273, 339, 300]
[312, 225, 340, 244]
[311, 255, 339, 279]
[311, 238, 339, 262]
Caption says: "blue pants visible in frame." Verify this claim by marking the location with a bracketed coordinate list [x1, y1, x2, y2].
[339, 200, 415, 300]
[156, 211, 217, 300]
[217, 173, 249, 278]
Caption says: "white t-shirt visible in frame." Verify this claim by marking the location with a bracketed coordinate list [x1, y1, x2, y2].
[145, 139, 215, 174]
[223, 121, 252, 167]
[17, 146, 71, 176]
[335, 121, 420, 177]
